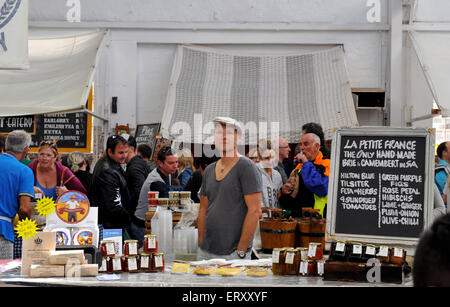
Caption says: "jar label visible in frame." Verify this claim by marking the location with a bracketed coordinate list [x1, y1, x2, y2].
[300, 249, 308, 261]
[299, 261, 308, 275]
[308, 245, 317, 258]
[99, 258, 107, 272]
[378, 246, 389, 257]
[106, 242, 115, 255]
[141, 256, 149, 269]
[155, 255, 163, 268]
[394, 248, 403, 258]
[366, 246, 376, 256]
[272, 250, 280, 264]
[317, 262, 324, 276]
[113, 258, 121, 271]
[148, 237, 156, 249]
[285, 252, 294, 264]
[128, 258, 137, 271]
[336, 242, 345, 252]
[129, 242, 138, 255]
[353, 244, 362, 255]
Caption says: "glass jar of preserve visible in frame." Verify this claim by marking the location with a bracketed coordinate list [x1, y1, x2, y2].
[330, 240, 347, 261]
[299, 260, 315, 276]
[124, 240, 139, 256]
[390, 247, 406, 265]
[151, 253, 165, 272]
[143, 234, 158, 253]
[123, 255, 140, 273]
[157, 198, 169, 209]
[316, 260, 325, 277]
[100, 240, 116, 257]
[169, 199, 179, 211]
[377, 245, 391, 263]
[307, 243, 323, 261]
[111, 256, 123, 274]
[296, 247, 308, 261]
[348, 242, 364, 262]
[285, 248, 300, 275]
[271, 248, 286, 275]
[362, 244, 378, 261]
[140, 253, 152, 272]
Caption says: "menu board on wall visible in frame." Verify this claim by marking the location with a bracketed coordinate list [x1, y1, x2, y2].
[327, 127, 434, 245]
[0, 112, 92, 153]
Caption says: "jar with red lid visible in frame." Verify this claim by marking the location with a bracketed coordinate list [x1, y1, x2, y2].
[143, 234, 158, 253]
[140, 253, 152, 272]
[123, 255, 140, 273]
[151, 253, 165, 272]
[111, 256, 123, 273]
[307, 243, 323, 261]
[100, 240, 116, 257]
[124, 240, 139, 256]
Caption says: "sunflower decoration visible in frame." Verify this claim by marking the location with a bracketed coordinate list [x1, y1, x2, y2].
[35, 196, 56, 217]
[15, 218, 38, 240]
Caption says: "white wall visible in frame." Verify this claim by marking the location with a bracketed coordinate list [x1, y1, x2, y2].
[29, 0, 408, 138]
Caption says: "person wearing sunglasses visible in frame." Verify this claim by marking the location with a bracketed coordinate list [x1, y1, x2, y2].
[28, 140, 87, 201]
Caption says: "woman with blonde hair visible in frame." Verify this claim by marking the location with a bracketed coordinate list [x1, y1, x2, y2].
[28, 141, 87, 200]
[67, 151, 93, 195]
[177, 148, 195, 188]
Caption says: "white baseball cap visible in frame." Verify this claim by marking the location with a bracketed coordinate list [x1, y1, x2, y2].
[212, 116, 243, 135]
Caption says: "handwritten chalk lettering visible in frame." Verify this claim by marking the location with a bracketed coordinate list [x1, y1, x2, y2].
[382, 216, 398, 225]
[390, 181, 408, 187]
[399, 210, 420, 218]
[382, 174, 399, 181]
[376, 150, 396, 159]
[344, 151, 356, 158]
[342, 203, 377, 211]
[360, 159, 399, 168]
[341, 173, 360, 179]
[361, 173, 375, 180]
[382, 202, 397, 209]
[344, 139, 358, 149]
[398, 203, 422, 211]
[400, 174, 422, 182]
[342, 159, 357, 167]
[340, 180, 370, 188]
[356, 150, 375, 159]
[382, 194, 413, 202]
[381, 209, 398, 216]
[359, 139, 383, 150]
[400, 217, 419, 226]
[340, 196, 377, 204]
[340, 188, 378, 195]
[384, 140, 416, 150]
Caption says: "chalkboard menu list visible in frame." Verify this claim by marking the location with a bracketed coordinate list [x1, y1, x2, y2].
[335, 135, 426, 238]
[0, 113, 89, 150]
[31, 113, 88, 148]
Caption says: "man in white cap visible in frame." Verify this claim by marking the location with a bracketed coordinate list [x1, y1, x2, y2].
[197, 117, 262, 260]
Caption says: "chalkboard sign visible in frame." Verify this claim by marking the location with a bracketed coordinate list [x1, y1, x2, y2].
[135, 123, 160, 151]
[0, 112, 92, 153]
[327, 127, 434, 245]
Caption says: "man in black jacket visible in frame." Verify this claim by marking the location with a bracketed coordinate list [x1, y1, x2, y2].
[91, 135, 131, 231]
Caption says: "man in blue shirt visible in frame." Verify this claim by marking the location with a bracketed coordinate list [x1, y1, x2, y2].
[0, 130, 34, 259]
[435, 141, 450, 195]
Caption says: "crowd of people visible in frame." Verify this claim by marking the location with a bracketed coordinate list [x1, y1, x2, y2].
[2, 120, 450, 285]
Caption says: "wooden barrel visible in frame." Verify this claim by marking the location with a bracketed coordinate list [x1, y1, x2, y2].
[297, 217, 326, 248]
[145, 211, 156, 234]
[259, 218, 297, 250]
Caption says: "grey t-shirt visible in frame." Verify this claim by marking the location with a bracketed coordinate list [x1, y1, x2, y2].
[199, 157, 262, 255]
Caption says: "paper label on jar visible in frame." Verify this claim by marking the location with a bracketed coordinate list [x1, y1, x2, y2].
[128, 258, 137, 271]
[155, 255, 163, 268]
[336, 242, 345, 252]
[106, 242, 115, 256]
[99, 258, 107, 272]
[272, 250, 280, 264]
[378, 246, 389, 257]
[353, 244, 362, 255]
[299, 261, 308, 275]
[129, 242, 137, 255]
[113, 258, 121, 271]
[394, 248, 403, 258]
[366, 246, 376, 256]
[308, 245, 317, 258]
[141, 256, 149, 269]
[148, 237, 156, 249]
[317, 262, 324, 276]
[300, 250, 308, 261]
[285, 252, 294, 264]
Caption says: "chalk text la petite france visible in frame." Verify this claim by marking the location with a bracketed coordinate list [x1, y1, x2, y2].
[182, 291, 268, 304]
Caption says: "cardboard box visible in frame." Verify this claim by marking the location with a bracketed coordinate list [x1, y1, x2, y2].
[48, 250, 85, 265]
[22, 232, 56, 251]
[29, 264, 65, 278]
[21, 250, 52, 276]
[65, 264, 99, 277]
